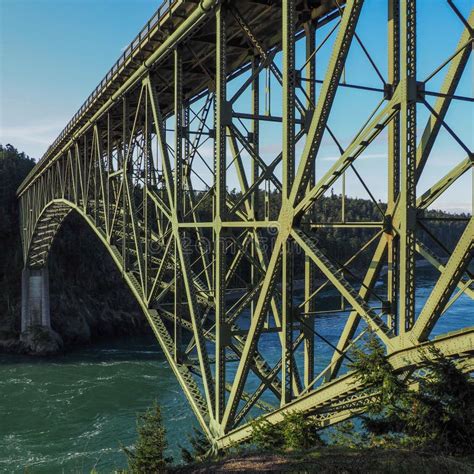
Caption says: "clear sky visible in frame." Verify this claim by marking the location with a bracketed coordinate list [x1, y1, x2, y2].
[0, 0, 160, 153]
[0, 0, 472, 212]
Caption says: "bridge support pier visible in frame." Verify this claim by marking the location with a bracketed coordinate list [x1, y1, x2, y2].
[21, 267, 51, 331]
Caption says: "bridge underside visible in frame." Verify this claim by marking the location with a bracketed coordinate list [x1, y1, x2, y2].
[18, 0, 473, 445]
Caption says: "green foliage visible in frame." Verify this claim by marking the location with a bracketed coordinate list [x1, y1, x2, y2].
[179, 427, 212, 464]
[0, 144, 145, 347]
[280, 411, 324, 450]
[0, 145, 35, 327]
[251, 411, 324, 451]
[349, 334, 474, 455]
[124, 402, 171, 473]
[350, 335, 406, 417]
[328, 421, 370, 448]
[250, 417, 285, 450]
[406, 346, 474, 454]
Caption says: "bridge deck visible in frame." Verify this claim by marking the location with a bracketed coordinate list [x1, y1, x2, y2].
[17, 0, 473, 445]
[18, 0, 340, 195]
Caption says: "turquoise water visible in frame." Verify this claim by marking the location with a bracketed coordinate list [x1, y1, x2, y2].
[0, 267, 471, 472]
[0, 338, 195, 472]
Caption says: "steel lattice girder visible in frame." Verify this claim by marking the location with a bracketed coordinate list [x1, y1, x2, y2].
[18, 0, 473, 445]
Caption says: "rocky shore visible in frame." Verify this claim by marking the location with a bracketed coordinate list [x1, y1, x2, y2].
[0, 287, 148, 356]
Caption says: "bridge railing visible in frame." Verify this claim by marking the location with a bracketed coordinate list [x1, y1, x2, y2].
[18, 0, 175, 194]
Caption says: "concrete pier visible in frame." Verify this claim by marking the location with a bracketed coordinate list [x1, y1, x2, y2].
[21, 267, 51, 331]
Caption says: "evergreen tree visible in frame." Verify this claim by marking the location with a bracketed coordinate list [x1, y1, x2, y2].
[180, 427, 212, 464]
[250, 411, 324, 451]
[0, 145, 35, 328]
[350, 334, 474, 454]
[124, 402, 170, 473]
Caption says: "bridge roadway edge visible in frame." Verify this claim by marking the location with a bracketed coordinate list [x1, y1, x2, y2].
[14, 0, 474, 447]
[17, 0, 219, 198]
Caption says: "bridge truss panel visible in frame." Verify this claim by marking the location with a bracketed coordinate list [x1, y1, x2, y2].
[18, 0, 474, 445]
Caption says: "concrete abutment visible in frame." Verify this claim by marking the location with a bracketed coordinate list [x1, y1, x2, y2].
[21, 267, 51, 331]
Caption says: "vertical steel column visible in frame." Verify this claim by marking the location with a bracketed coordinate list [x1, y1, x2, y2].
[83, 135, 88, 212]
[174, 48, 184, 362]
[387, 0, 400, 331]
[214, 4, 227, 425]
[303, 19, 316, 389]
[281, 0, 296, 405]
[184, 102, 190, 218]
[250, 57, 260, 319]
[94, 126, 99, 226]
[398, 0, 417, 334]
[122, 96, 129, 271]
[143, 88, 150, 298]
[106, 112, 112, 241]
[73, 144, 79, 206]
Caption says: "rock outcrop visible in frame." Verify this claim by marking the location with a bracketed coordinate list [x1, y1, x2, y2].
[0, 287, 149, 356]
[19, 325, 64, 355]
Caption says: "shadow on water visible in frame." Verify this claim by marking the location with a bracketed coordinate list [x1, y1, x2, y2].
[0, 335, 163, 367]
[0, 265, 471, 472]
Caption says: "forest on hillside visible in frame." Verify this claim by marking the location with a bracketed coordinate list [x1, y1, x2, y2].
[0, 144, 469, 351]
[0, 144, 145, 351]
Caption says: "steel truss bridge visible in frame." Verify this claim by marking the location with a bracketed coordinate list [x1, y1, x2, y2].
[17, 0, 473, 446]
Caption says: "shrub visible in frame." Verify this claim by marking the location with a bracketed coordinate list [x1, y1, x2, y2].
[329, 420, 370, 448]
[250, 417, 285, 450]
[349, 334, 474, 455]
[180, 427, 212, 464]
[124, 402, 170, 473]
[251, 411, 323, 451]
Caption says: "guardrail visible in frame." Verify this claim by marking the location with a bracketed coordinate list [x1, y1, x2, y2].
[30, 0, 175, 177]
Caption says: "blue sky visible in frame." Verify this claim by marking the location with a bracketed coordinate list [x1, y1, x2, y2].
[0, 0, 160, 151]
[0, 0, 472, 212]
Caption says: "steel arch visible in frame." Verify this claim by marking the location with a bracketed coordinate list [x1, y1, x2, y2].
[18, 0, 474, 445]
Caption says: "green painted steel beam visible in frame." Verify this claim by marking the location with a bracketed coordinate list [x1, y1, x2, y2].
[18, 1, 473, 446]
[218, 327, 474, 448]
[412, 218, 474, 342]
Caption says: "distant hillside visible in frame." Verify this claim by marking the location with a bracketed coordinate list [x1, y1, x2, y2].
[0, 144, 147, 353]
[0, 144, 35, 333]
[0, 144, 468, 353]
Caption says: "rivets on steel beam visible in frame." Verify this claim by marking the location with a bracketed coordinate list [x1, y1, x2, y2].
[222, 100, 233, 126]
[407, 208, 417, 231]
[303, 110, 314, 133]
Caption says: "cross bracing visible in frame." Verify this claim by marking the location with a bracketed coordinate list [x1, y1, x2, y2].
[18, 0, 473, 445]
